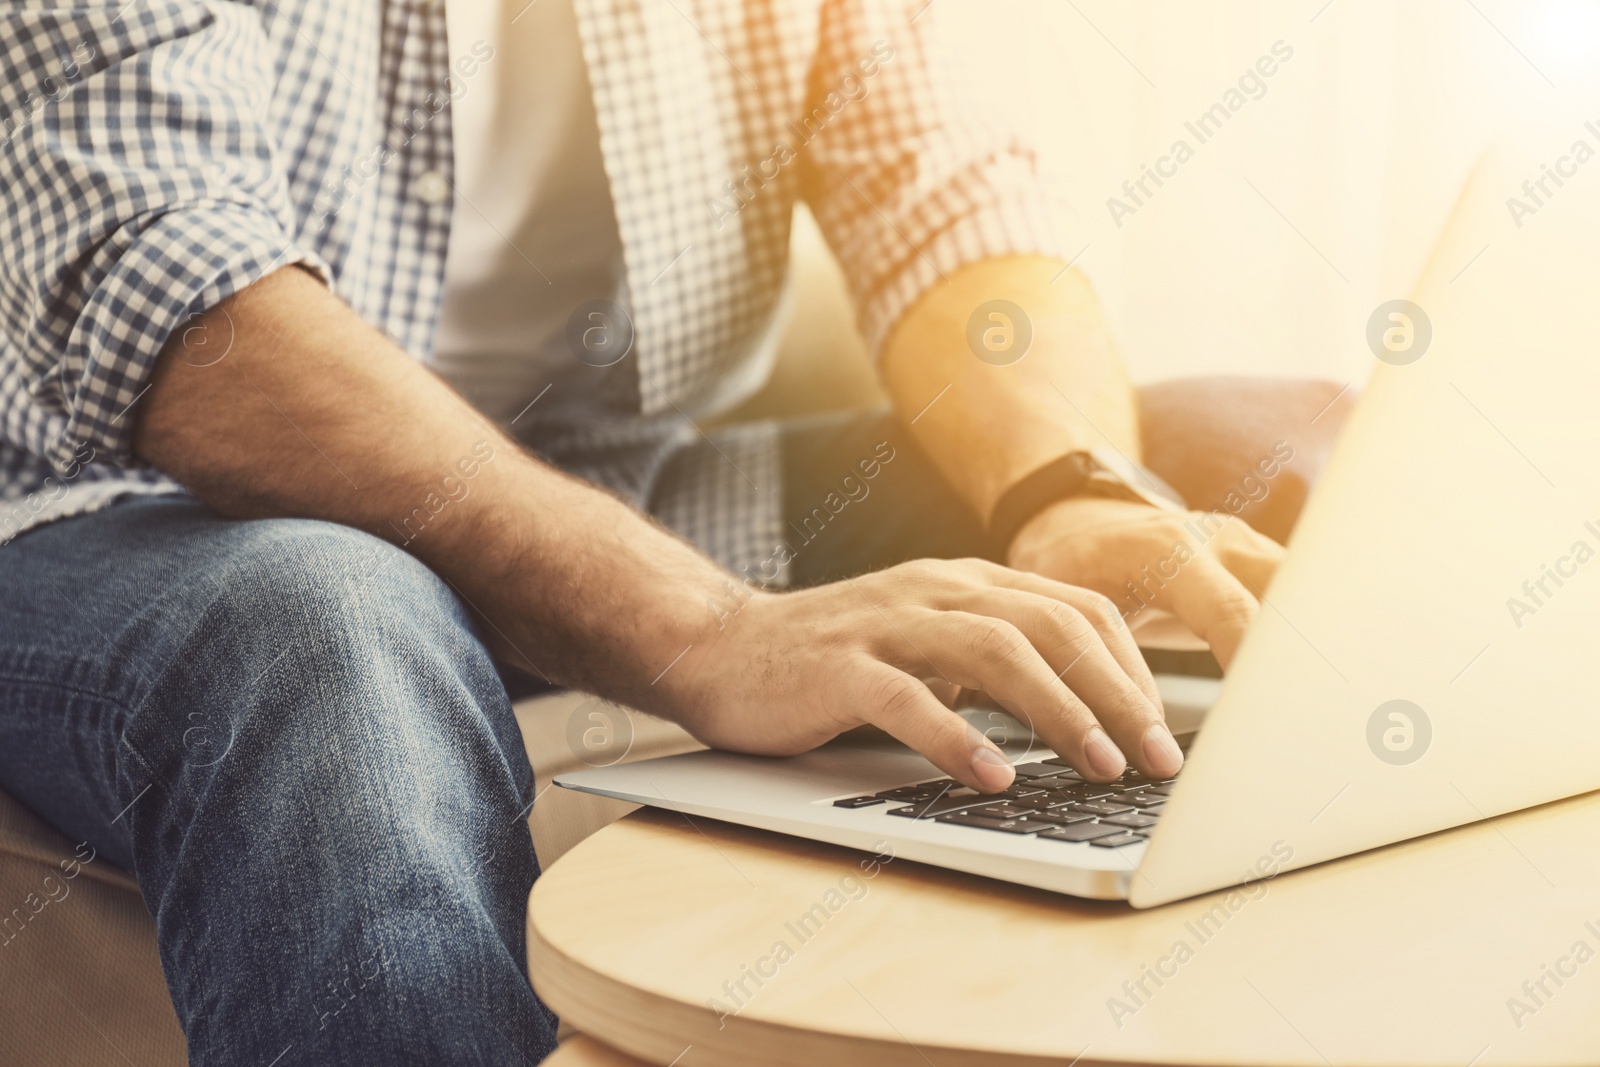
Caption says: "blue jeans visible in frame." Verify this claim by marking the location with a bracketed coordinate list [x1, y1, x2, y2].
[0, 495, 560, 1065]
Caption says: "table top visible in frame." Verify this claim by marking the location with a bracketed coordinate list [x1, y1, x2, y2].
[545, 1035, 652, 1067]
[528, 795, 1600, 1067]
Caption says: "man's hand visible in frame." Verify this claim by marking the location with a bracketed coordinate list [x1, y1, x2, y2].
[670, 558, 1181, 790]
[1005, 497, 1286, 669]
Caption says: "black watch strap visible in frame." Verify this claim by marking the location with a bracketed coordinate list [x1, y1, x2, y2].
[987, 449, 1185, 556]
[986, 452, 1098, 557]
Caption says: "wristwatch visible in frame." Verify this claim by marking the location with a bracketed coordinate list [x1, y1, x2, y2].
[987, 448, 1185, 556]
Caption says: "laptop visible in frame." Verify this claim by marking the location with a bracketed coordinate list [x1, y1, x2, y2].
[558, 139, 1600, 907]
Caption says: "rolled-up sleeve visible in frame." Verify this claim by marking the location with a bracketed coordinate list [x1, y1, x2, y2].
[0, 2, 328, 475]
[798, 0, 1069, 354]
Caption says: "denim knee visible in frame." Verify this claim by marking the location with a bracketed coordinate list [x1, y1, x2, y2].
[112, 519, 546, 1046]
[116, 516, 533, 882]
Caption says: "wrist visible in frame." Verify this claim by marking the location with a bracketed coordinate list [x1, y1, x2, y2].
[658, 585, 787, 734]
[988, 449, 1184, 559]
[1005, 495, 1147, 573]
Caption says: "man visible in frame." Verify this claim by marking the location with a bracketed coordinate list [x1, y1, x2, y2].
[0, 1, 1303, 1063]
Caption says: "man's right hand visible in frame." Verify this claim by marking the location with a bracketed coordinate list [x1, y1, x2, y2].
[669, 558, 1181, 792]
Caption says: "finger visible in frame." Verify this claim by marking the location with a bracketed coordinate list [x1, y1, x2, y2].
[1212, 527, 1285, 599]
[941, 587, 1180, 778]
[969, 563, 1164, 716]
[920, 676, 964, 709]
[856, 663, 1015, 792]
[899, 609, 1129, 782]
[1158, 556, 1261, 671]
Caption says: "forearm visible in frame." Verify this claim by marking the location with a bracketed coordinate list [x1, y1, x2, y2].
[879, 256, 1140, 523]
[134, 267, 727, 712]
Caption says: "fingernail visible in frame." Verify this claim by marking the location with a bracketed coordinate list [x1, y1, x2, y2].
[1142, 724, 1184, 778]
[1083, 727, 1126, 779]
[969, 744, 1015, 792]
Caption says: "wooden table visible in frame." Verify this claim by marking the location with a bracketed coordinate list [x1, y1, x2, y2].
[529, 795, 1600, 1066]
[545, 1035, 653, 1066]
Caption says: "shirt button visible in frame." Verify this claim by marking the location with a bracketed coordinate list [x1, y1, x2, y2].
[414, 169, 450, 204]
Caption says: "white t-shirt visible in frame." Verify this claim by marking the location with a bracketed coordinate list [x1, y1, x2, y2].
[433, 0, 628, 425]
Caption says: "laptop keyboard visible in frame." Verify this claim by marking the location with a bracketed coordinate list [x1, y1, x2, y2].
[832, 757, 1177, 849]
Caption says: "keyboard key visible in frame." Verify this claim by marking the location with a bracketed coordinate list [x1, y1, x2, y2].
[1038, 782, 1114, 799]
[969, 803, 1038, 820]
[1119, 792, 1167, 809]
[1015, 794, 1075, 810]
[1103, 812, 1159, 829]
[996, 785, 1046, 799]
[885, 793, 986, 819]
[834, 796, 886, 809]
[1090, 832, 1144, 848]
[1072, 800, 1135, 816]
[1041, 757, 1081, 773]
[1013, 763, 1065, 778]
[1118, 773, 1171, 788]
[1036, 822, 1122, 842]
[874, 784, 949, 801]
[1145, 782, 1175, 796]
[1019, 808, 1096, 827]
[936, 812, 1055, 834]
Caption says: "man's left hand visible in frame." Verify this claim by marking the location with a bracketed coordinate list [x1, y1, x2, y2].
[1004, 496, 1287, 669]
